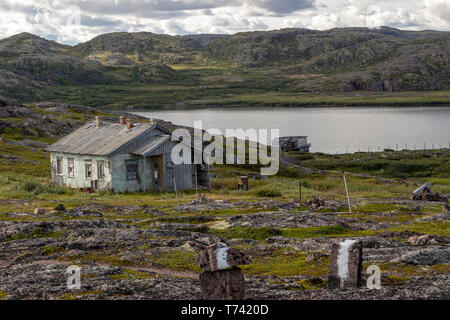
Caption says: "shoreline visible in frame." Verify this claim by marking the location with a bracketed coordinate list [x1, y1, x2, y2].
[129, 102, 450, 111]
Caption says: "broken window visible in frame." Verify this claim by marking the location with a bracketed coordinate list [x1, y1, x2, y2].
[68, 158, 74, 177]
[97, 161, 105, 180]
[126, 160, 138, 181]
[153, 161, 160, 179]
[56, 157, 63, 175]
[105, 161, 111, 173]
[85, 162, 92, 179]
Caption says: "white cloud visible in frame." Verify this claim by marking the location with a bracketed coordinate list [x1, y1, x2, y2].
[420, 0, 450, 30]
[0, 0, 448, 45]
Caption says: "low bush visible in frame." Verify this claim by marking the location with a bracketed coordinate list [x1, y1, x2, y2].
[255, 187, 282, 197]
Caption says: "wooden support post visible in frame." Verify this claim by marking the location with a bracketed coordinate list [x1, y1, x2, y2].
[343, 175, 352, 213]
[173, 178, 181, 215]
[195, 167, 199, 204]
[143, 156, 147, 193]
[299, 181, 302, 202]
[207, 164, 211, 191]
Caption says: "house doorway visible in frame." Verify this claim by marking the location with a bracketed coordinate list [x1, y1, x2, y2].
[151, 155, 163, 191]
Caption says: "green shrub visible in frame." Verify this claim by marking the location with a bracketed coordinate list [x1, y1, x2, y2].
[289, 152, 314, 161]
[23, 181, 41, 192]
[22, 181, 67, 196]
[278, 167, 300, 178]
[301, 181, 312, 189]
[0, 291, 8, 299]
[255, 188, 282, 197]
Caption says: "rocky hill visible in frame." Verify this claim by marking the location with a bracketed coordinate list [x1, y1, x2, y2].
[0, 27, 449, 102]
[0, 32, 70, 57]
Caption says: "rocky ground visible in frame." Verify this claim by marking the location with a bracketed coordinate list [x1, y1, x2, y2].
[0, 198, 448, 300]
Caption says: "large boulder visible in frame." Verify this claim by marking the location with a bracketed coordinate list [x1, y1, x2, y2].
[400, 248, 450, 265]
[199, 267, 246, 300]
[408, 234, 450, 246]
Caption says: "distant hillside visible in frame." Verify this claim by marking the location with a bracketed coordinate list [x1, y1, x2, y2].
[0, 32, 71, 57]
[0, 27, 449, 103]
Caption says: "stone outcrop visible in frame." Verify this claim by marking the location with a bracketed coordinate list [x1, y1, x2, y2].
[408, 234, 450, 246]
[400, 248, 450, 265]
[199, 267, 246, 300]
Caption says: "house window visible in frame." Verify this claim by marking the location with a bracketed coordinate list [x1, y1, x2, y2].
[56, 157, 63, 175]
[126, 160, 138, 181]
[97, 161, 105, 180]
[68, 158, 74, 177]
[105, 161, 111, 173]
[85, 162, 92, 179]
[153, 161, 159, 179]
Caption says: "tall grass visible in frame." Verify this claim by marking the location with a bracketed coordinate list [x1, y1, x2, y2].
[0, 173, 68, 199]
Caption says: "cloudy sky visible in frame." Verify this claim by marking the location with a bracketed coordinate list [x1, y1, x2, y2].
[0, 0, 449, 44]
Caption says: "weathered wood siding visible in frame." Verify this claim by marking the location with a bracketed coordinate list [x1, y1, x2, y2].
[111, 154, 145, 193]
[147, 140, 193, 191]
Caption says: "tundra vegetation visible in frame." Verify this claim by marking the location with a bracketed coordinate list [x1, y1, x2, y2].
[0, 102, 448, 299]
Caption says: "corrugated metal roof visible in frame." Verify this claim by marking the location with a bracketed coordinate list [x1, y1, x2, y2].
[131, 135, 171, 156]
[45, 121, 154, 156]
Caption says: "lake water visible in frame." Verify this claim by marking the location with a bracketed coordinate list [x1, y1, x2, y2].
[133, 106, 450, 154]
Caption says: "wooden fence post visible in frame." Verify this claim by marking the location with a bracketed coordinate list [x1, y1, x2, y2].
[299, 181, 302, 202]
[343, 175, 352, 213]
[173, 178, 181, 215]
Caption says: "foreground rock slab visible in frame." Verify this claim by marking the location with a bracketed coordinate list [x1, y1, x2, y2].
[328, 239, 363, 290]
[196, 243, 250, 300]
[199, 267, 246, 300]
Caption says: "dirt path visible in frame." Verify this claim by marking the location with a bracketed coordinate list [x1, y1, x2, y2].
[32, 259, 71, 266]
[126, 265, 199, 279]
[29, 259, 199, 279]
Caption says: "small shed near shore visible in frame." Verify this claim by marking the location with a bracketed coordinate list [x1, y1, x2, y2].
[45, 117, 210, 193]
[279, 136, 311, 152]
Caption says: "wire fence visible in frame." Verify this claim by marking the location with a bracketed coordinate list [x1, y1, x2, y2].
[339, 142, 450, 154]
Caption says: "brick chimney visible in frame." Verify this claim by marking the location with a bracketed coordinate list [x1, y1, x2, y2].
[95, 116, 100, 127]
[119, 116, 126, 125]
[126, 118, 134, 129]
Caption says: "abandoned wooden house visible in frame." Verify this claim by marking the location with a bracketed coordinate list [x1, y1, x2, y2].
[45, 116, 210, 193]
[279, 136, 311, 152]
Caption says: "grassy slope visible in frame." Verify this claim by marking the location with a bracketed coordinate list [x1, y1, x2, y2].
[43, 85, 450, 110]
